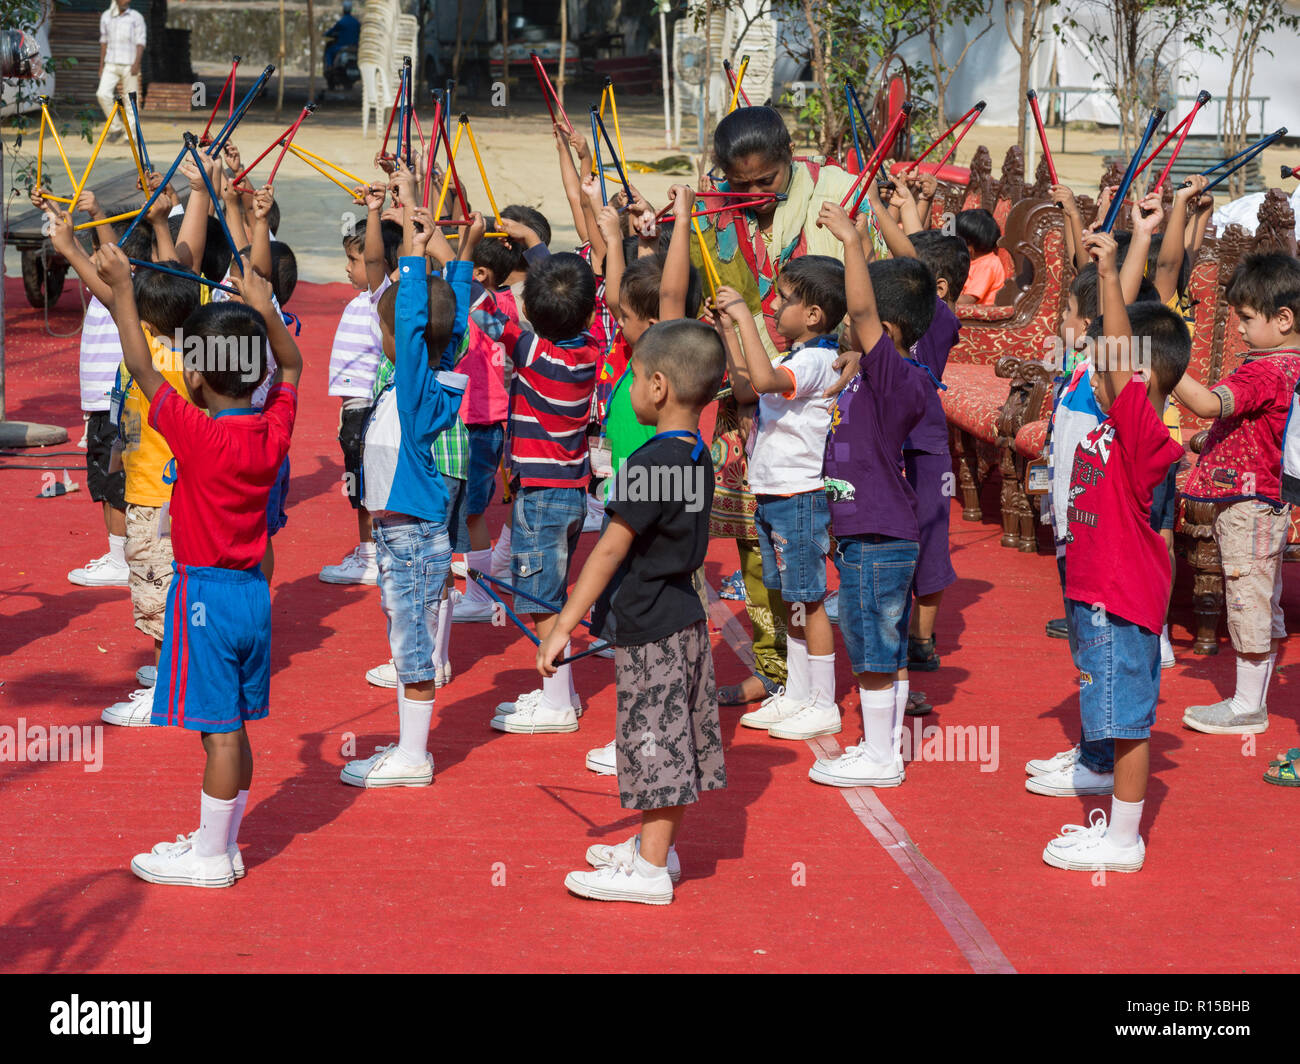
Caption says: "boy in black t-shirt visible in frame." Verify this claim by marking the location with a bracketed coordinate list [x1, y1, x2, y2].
[538, 320, 727, 905]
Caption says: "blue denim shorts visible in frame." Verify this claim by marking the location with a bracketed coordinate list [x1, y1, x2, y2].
[466, 422, 506, 515]
[1066, 598, 1160, 741]
[373, 517, 452, 685]
[755, 490, 831, 603]
[265, 456, 290, 537]
[442, 473, 470, 553]
[832, 534, 918, 673]
[511, 485, 586, 614]
[1148, 460, 1180, 533]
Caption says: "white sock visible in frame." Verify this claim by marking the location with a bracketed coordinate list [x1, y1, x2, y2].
[785, 636, 810, 704]
[108, 533, 126, 566]
[490, 525, 512, 577]
[434, 596, 452, 668]
[1263, 652, 1277, 705]
[1106, 796, 1144, 848]
[465, 549, 494, 603]
[397, 694, 433, 763]
[566, 649, 582, 710]
[196, 791, 237, 858]
[808, 652, 836, 709]
[892, 678, 910, 753]
[859, 687, 895, 764]
[1229, 656, 1270, 715]
[227, 789, 249, 848]
[356, 540, 376, 559]
[542, 652, 572, 709]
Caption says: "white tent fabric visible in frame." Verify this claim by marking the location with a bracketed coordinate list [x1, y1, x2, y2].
[1212, 185, 1300, 237]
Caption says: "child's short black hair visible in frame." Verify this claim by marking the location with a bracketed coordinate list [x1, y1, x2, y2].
[376, 282, 398, 335]
[165, 215, 232, 282]
[523, 252, 595, 342]
[501, 204, 551, 248]
[910, 230, 970, 297]
[868, 257, 937, 350]
[474, 237, 518, 289]
[634, 319, 726, 408]
[1070, 264, 1100, 321]
[270, 241, 297, 306]
[425, 275, 457, 368]
[1084, 303, 1190, 394]
[342, 218, 402, 272]
[779, 254, 847, 332]
[619, 254, 703, 323]
[133, 259, 200, 334]
[118, 212, 155, 262]
[955, 209, 1001, 257]
[264, 198, 281, 237]
[1226, 252, 1300, 320]
[179, 301, 269, 399]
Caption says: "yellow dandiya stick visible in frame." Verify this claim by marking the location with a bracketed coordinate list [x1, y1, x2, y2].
[691, 216, 720, 301]
[728, 56, 750, 114]
[286, 144, 365, 200]
[461, 117, 502, 229]
[284, 143, 370, 187]
[74, 207, 142, 231]
[71, 108, 118, 208]
[36, 104, 44, 190]
[40, 193, 75, 204]
[606, 80, 627, 173]
[434, 121, 466, 223]
[41, 104, 80, 190]
[117, 102, 149, 191]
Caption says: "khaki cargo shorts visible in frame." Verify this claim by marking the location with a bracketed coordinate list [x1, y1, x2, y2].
[1214, 500, 1289, 654]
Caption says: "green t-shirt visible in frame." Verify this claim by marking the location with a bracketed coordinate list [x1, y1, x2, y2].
[602, 369, 655, 501]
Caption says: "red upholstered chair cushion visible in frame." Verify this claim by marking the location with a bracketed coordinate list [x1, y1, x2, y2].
[940, 363, 1011, 440]
[1015, 418, 1048, 459]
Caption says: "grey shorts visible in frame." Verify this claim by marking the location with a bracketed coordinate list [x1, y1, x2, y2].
[614, 620, 726, 810]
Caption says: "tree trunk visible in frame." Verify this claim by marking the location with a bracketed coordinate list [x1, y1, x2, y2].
[801, 0, 834, 156]
[1016, 1, 1033, 154]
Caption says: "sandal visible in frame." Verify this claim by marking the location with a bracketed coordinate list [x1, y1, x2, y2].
[905, 690, 933, 716]
[1263, 757, 1300, 787]
[908, 636, 940, 672]
[1267, 747, 1300, 768]
[718, 672, 780, 706]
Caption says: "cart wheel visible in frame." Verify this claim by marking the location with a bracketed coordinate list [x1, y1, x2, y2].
[21, 246, 67, 308]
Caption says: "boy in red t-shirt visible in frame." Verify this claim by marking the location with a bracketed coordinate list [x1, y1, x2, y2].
[1173, 253, 1300, 736]
[94, 244, 302, 889]
[1044, 232, 1190, 874]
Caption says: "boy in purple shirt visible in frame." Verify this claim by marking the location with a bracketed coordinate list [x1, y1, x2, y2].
[811, 201, 936, 789]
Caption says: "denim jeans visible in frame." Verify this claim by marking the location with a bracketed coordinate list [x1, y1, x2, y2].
[510, 485, 586, 614]
[832, 534, 918, 674]
[1066, 598, 1159, 746]
[373, 516, 452, 685]
[755, 489, 831, 603]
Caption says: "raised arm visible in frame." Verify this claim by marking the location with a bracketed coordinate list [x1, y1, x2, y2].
[714, 283, 787, 396]
[1083, 230, 1134, 400]
[360, 182, 388, 289]
[1120, 190, 1162, 304]
[555, 123, 590, 245]
[820, 199, 881, 353]
[1050, 183, 1089, 271]
[1155, 176, 1204, 302]
[232, 261, 302, 388]
[594, 205, 624, 317]
[712, 288, 760, 405]
[865, 181, 917, 259]
[48, 208, 114, 305]
[658, 185, 692, 320]
[173, 155, 213, 273]
[93, 242, 163, 399]
[249, 184, 275, 280]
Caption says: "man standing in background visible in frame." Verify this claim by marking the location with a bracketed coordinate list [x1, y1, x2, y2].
[97, 0, 146, 144]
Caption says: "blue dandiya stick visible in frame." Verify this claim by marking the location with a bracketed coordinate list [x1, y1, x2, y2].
[844, 82, 864, 169]
[846, 80, 877, 153]
[118, 140, 191, 244]
[589, 106, 608, 205]
[129, 257, 237, 294]
[592, 107, 632, 203]
[207, 64, 274, 157]
[467, 570, 614, 665]
[1199, 128, 1288, 192]
[445, 79, 455, 141]
[1099, 106, 1165, 234]
[403, 57, 414, 167]
[394, 66, 406, 165]
[184, 137, 245, 276]
[127, 91, 150, 172]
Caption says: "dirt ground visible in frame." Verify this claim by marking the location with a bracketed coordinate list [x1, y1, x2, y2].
[4, 93, 1294, 286]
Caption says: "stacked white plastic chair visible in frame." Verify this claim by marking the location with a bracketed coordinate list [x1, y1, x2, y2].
[359, 0, 399, 137]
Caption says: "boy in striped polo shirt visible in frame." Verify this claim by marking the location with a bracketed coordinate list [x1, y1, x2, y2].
[461, 216, 602, 735]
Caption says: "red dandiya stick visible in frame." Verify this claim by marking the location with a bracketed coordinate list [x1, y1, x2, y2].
[656, 193, 776, 220]
[268, 103, 314, 184]
[1026, 89, 1057, 184]
[724, 59, 752, 108]
[422, 100, 443, 207]
[932, 106, 981, 171]
[531, 52, 574, 135]
[426, 103, 471, 217]
[200, 57, 240, 144]
[230, 105, 312, 189]
[379, 78, 403, 158]
[1140, 90, 1212, 190]
[841, 104, 911, 218]
[902, 101, 984, 175]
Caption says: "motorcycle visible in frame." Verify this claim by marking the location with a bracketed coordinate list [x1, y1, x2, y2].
[325, 43, 360, 91]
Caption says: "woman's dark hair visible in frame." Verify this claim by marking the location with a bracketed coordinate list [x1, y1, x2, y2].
[712, 106, 792, 173]
[955, 209, 1000, 257]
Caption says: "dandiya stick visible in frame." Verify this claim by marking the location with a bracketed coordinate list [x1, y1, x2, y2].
[71, 106, 120, 209]
[199, 56, 240, 144]
[402, 56, 413, 167]
[207, 64, 274, 158]
[902, 100, 984, 175]
[844, 82, 865, 169]
[932, 105, 982, 172]
[1026, 89, 1057, 184]
[604, 78, 627, 172]
[691, 216, 721, 301]
[727, 55, 749, 114]
[39, 101, 79, 190]
[268, 103, 314, 184]
[1198, 128, 1288, 193]
[428, 90, 471, 218]
[589, 106, 607, 204]
[422, 99, 444, 208]
[40, 193, 75, 204]
[129, 256, 237, 295]
[231, 104, 313, 188]
[118, 141, 191, 244]
[434, 121, 467, 223]
[725, 60, 752, 108]
[115, 100, 149, 192]
[845, 81, 878, 153]
[74, 207, 141, 231]
[286, 144, 366, 200]
[1099, 107, 1166, 233]
[461, 115, 503, 228]
[592, 107, 632, 204]
[379, 74, 403, 158]
[1135, 90, 1212, 189]
[285, 143, 370, 187]
[656, 193, 776, 220]
[128, 92, 150, 172]
[842, 103, 911, 219]
[531, 51, 574, 134]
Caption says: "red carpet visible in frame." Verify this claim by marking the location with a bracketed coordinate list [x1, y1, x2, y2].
[1, 277, 1296, 973]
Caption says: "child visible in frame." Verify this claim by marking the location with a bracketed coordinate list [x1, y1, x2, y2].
[340, 201, 473, 787]
[319, 193, 402, 586]
[461, 218, 602, 735]
[538, 319, 727, 904]
[1176, 253, 1300, 735]
[807, 200, 936, 788]
[955, 208, 1005, 306]
[714, 256, 843, 740]
[91, 246, 302, 888]
[1041, 231, 1189, 873]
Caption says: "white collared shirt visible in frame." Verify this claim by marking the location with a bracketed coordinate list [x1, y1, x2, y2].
[100, 4, 147, 66]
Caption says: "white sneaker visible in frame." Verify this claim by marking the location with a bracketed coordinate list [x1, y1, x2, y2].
[1025, 744, 1081, 776]
[825, 590, 839, 625]
[102, 688, 158, 727]
[365, 660, 449, 688]
[451, 557, 468, 578]
[130, 837, 235, 887]
[809, 744, 904, 788]
[585, 834, 681, 883]
[1025, 759, 1114, 796]
[738, 686, 803, 730]
[564, 856, 673, 904]
[1042, 809, 1145, 872]
[1160, 631, 1175, 669]
[490, 699, 579, 734]
[340, 744, 434, 787]
[136, 664, 157, 688]
[151, 832, 245, 878]
[586, 739, 616, 775]
[68, 552, 129, 587]
[452, 590, 497, 623]
[767, 698, 842, 740]
[494, 688, 542, 717]
[319, 546, 378, 585]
